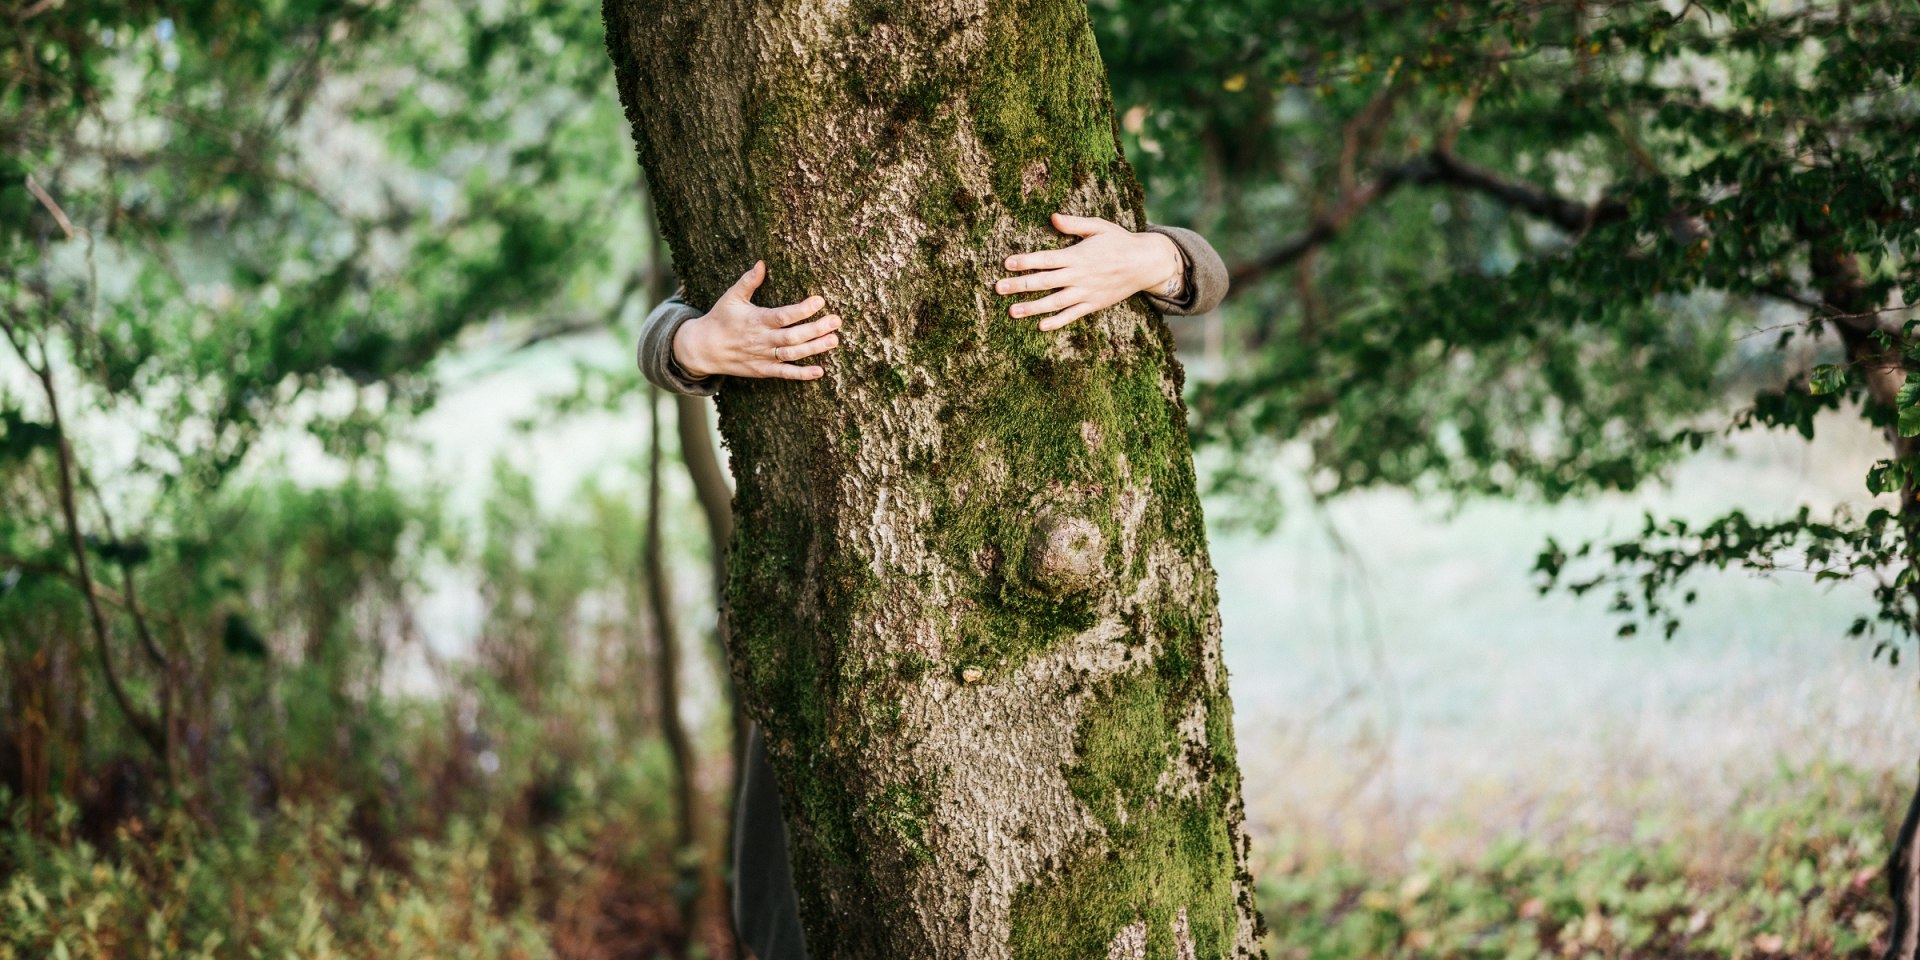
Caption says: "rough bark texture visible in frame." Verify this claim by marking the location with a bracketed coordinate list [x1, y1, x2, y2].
[602, 2, 1264, 957]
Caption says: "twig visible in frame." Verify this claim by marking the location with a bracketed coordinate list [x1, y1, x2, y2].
[23, 174, 76, 241]
[77, 470, 169, 672]
[33, 352, 166, 760]
[18, 0, 61, 21]
[1228, 149, 1626, 289]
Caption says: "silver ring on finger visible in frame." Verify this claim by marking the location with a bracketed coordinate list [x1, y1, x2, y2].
[772, 345, 789, 363]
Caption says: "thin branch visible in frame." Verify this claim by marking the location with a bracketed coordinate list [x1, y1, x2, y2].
[17, 0, 61, 22]
[1426, 151, 1624, 233]
[31, 353, 166, 760]
[77, 470, 169, 672]
[23, 174, 76, 241]
[0, 554, 156, 612]
[513, 267, 648, 351]
[1228, 149, 1626, 289]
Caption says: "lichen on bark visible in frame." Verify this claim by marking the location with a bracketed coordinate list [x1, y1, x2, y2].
[602, 0, 1264, 956]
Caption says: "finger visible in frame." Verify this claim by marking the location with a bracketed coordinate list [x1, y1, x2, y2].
[1009, 289, 1078, 319]
[1051, 212, 1113, 237]
[775, 314, 842, 345]
[1038, 302, 1095, 332]
[994, 269, 1072, 296]
[1004, 248, 1070, 272]
[760, 362, 824, 381]
[723, 260, 768, 304]
[780, 332, 840, 361]
[764, 295, 826, 326]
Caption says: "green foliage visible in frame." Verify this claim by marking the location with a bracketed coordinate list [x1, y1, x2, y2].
[1260, 764, 1899, 959]
[1090, 0, 1920, 651]
[5, 0, 697, 890]
[0, 740, 687, 960]
[0, 0, 659, 814]
[1, 455, 707, 956]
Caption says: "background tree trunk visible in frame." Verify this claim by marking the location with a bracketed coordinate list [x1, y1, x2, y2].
[602, 2, 1265, 957]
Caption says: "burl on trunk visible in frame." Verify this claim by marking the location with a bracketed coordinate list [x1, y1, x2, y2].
[602, 1, 1265, 956]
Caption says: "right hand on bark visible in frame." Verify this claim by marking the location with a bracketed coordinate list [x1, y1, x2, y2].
[672, 261, 842, 381]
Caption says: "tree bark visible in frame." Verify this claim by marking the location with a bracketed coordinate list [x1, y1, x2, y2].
[602, 2, 1265, 957]
[646, 383, 704, 949]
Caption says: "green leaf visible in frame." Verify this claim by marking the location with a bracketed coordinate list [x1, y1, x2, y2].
[222, 613, 269, 660]
[0, 410, 60, 464]
[1899, 382, 1920, 437]
[1807, 364, 1847, 396]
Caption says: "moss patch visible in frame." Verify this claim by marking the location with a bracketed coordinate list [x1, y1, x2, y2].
[968, 0, 1124, 224]
[919, 325, 1201, 669]
[1008, 665, 1242, 959]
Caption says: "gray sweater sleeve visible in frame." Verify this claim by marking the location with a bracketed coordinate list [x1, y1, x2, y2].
[1141, 224, 1229, 316]
[637, 293, 720, 397]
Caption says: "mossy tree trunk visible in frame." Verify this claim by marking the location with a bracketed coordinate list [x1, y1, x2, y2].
[602, 2, 1265, 957]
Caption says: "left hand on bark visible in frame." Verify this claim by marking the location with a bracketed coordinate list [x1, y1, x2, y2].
[994, 213, 1184, 331]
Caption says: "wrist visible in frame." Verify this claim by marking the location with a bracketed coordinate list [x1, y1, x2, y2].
[672, 314, 716, 380]
[1139, 231, 1185, 295]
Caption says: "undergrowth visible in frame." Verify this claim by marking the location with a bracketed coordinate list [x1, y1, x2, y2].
[1261, 764, 1902, 959]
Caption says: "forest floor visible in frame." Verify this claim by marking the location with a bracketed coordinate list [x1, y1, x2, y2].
[1215, 403, 1916, 958]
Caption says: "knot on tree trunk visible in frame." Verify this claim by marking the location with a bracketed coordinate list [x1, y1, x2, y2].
[1030, 514, 1106, 595]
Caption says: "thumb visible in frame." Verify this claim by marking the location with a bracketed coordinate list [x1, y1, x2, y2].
[723, 260, 767, 304]
[1052, 212, 1112, 238]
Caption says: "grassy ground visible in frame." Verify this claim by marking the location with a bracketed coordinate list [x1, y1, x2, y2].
[1257, 763, 1901, 958]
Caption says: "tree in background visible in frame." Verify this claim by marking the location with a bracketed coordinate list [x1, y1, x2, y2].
[3, 1, 740, 953]
[1090, 0, 1917, 952]
[603, 0, 1263, 956]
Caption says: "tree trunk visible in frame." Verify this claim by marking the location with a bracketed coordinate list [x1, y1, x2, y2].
[602, 3, 1265, 957]
[646, 383, 705, 950]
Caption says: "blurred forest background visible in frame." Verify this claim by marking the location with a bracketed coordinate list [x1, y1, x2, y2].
[3, 0, 1917, 957]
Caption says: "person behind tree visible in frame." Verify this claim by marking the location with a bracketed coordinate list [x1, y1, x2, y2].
[637, 211, 1229, 960]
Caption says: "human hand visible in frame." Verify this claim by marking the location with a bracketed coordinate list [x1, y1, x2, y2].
[994, 213, 1185, 331]
[672, 261, 842, 380]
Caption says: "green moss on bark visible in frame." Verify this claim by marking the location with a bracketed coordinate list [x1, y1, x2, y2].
[970, 0, 1123, 223]
[1008, 664, 1242, 959]
[920, 334, 1201, 670]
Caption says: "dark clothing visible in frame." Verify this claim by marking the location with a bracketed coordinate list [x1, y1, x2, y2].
[732, 726, 810, 960]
